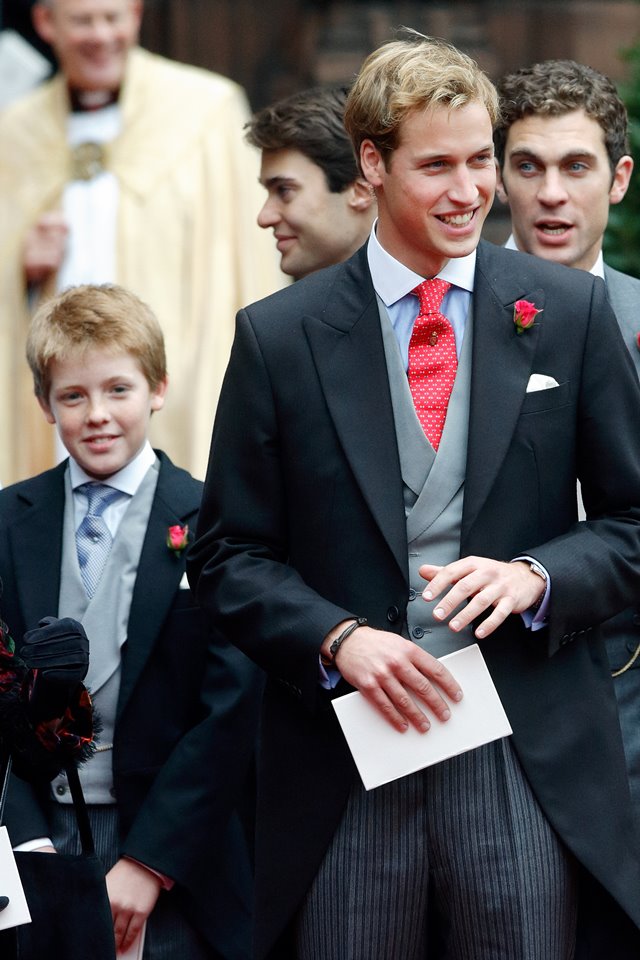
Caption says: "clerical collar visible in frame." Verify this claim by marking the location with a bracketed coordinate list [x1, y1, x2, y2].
[69, 87, 120, 113]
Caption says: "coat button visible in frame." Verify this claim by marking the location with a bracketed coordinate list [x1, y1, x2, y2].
[412, 626, 425, 639]
[408, 589, 417, 601]
[55, 784, 67, 796]
[387, 605, 400, 623]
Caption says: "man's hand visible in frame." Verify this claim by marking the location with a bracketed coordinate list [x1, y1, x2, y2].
[23, 211, 68, 285]
[106, 858, 162, 954]
[322, 623, 463, 733]
[420, 557, 546, 639]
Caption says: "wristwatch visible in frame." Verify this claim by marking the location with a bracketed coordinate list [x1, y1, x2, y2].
[528, 561, 547, 611]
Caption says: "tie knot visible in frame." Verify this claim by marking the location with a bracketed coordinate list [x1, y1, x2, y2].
[412, 278, 451, 317]
[77, 482, 121, 518]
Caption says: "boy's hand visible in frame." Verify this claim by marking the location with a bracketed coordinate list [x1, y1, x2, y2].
[106, 857, 162, 953]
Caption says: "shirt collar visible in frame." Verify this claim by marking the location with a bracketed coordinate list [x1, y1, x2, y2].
[367, 220, 476, 307]
[589, 251, 605, 278]
[70, 441, 157, 496]
[505, 233, 605, 279]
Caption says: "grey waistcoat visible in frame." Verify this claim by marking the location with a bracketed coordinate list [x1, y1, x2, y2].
[378, 296, 474, 659]
[50, 461, 159, 804]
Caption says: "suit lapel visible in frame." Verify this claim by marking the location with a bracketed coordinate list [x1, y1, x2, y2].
[9, 465, 66, 629]
[303, 249, 408, 580]
[462, 243, 545, 542]
[301, 242, 548, 569]
[117, 454, 200, 717]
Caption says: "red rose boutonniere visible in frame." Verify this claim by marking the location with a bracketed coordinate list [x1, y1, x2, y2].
[167, 524, 189, 555]
[636, 332, 640, 353]
[514, 299, 542, 335]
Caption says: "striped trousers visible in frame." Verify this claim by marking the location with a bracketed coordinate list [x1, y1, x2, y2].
[50, 802, 213, 960]
[295, 738, 578, 960]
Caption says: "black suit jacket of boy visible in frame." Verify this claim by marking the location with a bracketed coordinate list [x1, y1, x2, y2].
[0, 451, 261, 960]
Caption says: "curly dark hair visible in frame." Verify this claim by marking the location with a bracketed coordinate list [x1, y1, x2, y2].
[245, 86, 359, 193]
[494, 59, 630, 175]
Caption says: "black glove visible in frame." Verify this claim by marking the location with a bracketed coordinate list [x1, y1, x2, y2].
[21, 617, 90, 723]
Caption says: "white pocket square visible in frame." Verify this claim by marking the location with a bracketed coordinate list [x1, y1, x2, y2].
[179, 571, 190, 590]
[526, 373, 559, 393]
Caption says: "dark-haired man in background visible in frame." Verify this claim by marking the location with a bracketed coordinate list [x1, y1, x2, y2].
[246, 86, 376, 279]
[494, 59, 640, 832]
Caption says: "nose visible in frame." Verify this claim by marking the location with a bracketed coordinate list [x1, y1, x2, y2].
[537, 169, 569, 207]
[86, 398, 110, 424]
[86, 15, 115, 44]
[449, 166, 479, 205]
[257, 196, 281, 229]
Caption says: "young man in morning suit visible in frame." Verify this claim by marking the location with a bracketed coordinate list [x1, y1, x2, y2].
[189, 34, 640, 959]
[494, 59, 640, 836]
[0, 285, 260, 960]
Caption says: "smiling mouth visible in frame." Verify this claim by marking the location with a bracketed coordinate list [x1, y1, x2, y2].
[86, 436, 117, 445]
[537, 223, 571, 236]
[438, 211, 475, 226]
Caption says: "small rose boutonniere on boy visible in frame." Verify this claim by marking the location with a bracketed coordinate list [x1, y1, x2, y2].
[166, 524, 189, 555]
[636, 332, 640, 353]
[513, 299, 542, 335]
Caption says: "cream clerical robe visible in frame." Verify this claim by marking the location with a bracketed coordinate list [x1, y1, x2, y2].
[0, 47, 285, 484]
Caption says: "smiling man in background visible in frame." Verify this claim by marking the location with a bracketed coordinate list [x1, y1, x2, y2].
[246, 86, 376, 280]
[0, 0, 282, 486]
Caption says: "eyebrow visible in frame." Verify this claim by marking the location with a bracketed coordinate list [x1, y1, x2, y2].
[508, 147, 599, 164]
[260, 174, 299, 188]
[415, 142, 494, 162]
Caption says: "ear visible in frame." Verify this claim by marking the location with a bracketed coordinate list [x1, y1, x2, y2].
[495, 159, 509, 206]
[359, 139, 386, 189]
[32, 3, 56, 46]
[130, 0, 144, 34]
[609, 155, 633, 206]
[346, 177, 375, 213]
[37, 395, 56, 426]
[150, 375, 168, 413]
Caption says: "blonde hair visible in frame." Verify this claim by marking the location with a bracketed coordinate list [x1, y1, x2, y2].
[27, 284, 167, 400]
[344, 33, 500, 168]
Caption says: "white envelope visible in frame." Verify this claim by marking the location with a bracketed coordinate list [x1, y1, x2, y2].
[0, 826, 31, 932]
[332, 644, 512, 791]
[526, 373, 559, 393]
[118, 921, 146, 959]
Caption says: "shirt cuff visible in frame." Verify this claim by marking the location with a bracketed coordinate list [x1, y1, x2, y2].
[513, 556, 551, 631]
[13, 837, 54, 852]
[319, 658, 342, 690]
[125, 856, 174, 891]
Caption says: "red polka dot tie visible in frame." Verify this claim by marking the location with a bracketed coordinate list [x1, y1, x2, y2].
[408, 279, 456, 451]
